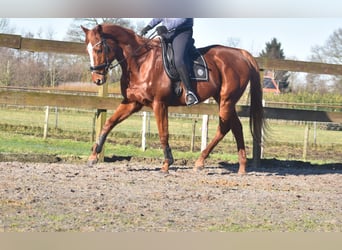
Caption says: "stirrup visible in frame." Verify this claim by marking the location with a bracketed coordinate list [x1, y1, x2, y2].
[185, 91, 199, 106]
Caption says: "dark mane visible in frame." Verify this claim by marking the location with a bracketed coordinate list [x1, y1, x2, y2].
[98, 24, 149, 51]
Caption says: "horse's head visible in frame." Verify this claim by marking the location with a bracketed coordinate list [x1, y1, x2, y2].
[82, 25, 115, 85]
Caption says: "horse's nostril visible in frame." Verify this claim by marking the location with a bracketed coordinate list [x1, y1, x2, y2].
[93, 75, 106, 85]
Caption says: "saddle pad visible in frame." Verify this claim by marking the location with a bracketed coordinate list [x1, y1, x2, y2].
[160, 38, 208, 82]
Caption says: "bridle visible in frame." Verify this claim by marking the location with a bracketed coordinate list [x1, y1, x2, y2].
[89, 30, 157, 76]
[89, 37, 113, 75]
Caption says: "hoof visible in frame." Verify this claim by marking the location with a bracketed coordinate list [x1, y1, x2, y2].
[237, 170, 247, 175]
[193, 166, 204, 172]
[87, 158, 98, 167]
[159, 169, 169, 176]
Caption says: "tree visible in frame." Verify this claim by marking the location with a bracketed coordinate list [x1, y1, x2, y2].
[309, 28, 342, 94]
[225, 37, 241, 47]
[0, 18, 141, 87]
[66, 18, 135, 42]
[0, 20, 89, 87]
[65, 18, 137, 84]
[0, 18, 15, 33]
[259, 38, 291, 92]
[0, 19, 16, 86]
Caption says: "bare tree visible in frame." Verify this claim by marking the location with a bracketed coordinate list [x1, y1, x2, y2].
[225, 37, 241, 48]
[65, 18, 138, 83]
[0, 19, 16, 86]
[66, 18, 135, 42]
[308, 28, 342, 94]
[0, 18, 15, 33]
[0, 18, 140, 87]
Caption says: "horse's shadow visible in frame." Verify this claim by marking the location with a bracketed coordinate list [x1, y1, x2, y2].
[104, 155, 341, 176]
[104, 155, 132, 163]
[218, 158, 342, 176]
[104, 155, 194, 173]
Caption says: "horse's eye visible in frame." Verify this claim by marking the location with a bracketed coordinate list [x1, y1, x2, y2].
[96, 49, 103, 54]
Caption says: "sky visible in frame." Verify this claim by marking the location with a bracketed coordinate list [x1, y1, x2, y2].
[6, 18, 342, 61]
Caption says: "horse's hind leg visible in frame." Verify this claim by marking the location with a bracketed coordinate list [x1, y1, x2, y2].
[88, 102, 142, 166]
[195, 113, 231, 171]
[230, 110, 247, 174]
[194, 106, 247, 174]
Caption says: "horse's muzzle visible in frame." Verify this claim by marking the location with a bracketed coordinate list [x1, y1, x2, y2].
[92, 73, 107, 85]
[95, 79, 105, 85]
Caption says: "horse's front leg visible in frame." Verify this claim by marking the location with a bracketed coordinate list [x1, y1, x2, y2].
[88, 101, 142, 166]
[153, 102, 173, 174]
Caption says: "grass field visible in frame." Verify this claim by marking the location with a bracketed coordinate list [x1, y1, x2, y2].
[1, 106, 341, 164]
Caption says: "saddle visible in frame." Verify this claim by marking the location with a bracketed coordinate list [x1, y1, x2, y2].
[160, 37, 208, 83]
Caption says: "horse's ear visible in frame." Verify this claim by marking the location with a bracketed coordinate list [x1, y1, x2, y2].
[95, 24, 103, 35]
[81, 25, 89, 34]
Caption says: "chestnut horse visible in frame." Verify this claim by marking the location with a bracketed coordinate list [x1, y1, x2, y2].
[82, 24, 264, 174]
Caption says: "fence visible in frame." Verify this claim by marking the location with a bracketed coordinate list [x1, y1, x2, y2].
[1, 33, 342, 165]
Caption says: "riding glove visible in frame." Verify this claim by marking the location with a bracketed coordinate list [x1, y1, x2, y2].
[140, 25, 152, 36]
[156, 25, 168, 36]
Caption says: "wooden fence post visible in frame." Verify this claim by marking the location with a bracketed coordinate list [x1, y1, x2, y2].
[303, 124, 310, 161]
[43, 106, 49, 140]
[54, 107, 58, 129]
[201, 99, 210, 152]
[190, 119, 197, 152]
[96, 83, 108, 162]
[91, 112, 96, 142]
[141, 111, 147, 151]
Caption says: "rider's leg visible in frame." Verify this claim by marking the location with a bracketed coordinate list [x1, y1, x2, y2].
[172, 29, 199, 106]
[177, 66, 199, 105]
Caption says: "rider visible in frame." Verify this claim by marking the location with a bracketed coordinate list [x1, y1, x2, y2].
[141, 18, 199, 106]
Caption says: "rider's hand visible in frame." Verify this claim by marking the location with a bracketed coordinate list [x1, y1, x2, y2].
[140, 25, 152, 36]
[156, 25, 168, 36]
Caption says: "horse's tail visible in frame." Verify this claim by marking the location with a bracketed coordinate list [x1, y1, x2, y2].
[242, 51, 265, 145]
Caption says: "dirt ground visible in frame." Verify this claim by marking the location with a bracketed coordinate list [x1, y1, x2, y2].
[0, 154, 341, 232]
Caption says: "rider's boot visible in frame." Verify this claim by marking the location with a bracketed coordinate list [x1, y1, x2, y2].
[178, 66, 199, 106]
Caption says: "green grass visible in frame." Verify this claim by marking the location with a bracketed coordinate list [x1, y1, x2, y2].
[206, 210, 341, 232]
[0, 132, 239, 164]
[263, 92, 342, 110]
[0, 106, 341, 164]
[208, 217, 339, 232]
[0, 133, 89, 156]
